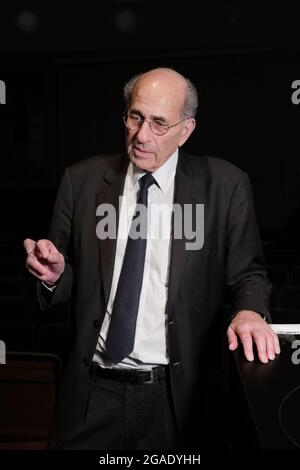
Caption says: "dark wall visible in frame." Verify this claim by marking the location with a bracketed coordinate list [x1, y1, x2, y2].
[0, 1, 300, 235]
[2, 50, 299, 232]
[53, 50, 300, 228]
[0, 2, 299, 54]
[0, 4, 299, 453]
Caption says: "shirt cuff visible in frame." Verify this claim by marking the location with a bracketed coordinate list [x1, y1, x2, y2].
[41, 282, 57, 292]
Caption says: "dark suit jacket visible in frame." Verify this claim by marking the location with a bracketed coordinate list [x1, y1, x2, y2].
[39, 150, 271, 447]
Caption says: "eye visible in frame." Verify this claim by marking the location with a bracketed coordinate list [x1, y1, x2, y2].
[128, 113, 142, 123]
[152, 120, 168, 130]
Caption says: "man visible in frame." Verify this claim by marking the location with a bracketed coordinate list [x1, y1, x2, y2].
[24, 67, 280, 450]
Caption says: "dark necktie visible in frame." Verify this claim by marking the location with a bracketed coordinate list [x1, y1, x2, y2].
[105, 172, 156, 364]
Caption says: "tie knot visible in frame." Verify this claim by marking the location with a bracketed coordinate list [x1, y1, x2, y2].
[139, 173, 156, 192]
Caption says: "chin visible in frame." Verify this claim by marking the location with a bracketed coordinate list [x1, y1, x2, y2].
[130, 155, 155, 172]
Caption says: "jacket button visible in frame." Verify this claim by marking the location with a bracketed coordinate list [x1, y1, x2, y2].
[83, 357, 90, 367]
[93, 319, 101, 328]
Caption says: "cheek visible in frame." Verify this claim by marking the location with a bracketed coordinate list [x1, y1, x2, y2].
[160, 139, 178, 157]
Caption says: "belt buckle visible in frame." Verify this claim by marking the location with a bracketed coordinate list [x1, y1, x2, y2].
[145, 368, 154, 384]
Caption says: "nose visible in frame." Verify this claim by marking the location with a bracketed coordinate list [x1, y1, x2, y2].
[135, 119, 152, 141]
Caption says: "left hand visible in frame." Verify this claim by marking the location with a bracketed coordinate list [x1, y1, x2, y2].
[227, 310, 281, 363]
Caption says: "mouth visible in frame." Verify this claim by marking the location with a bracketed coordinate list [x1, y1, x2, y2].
[132, 146, 151, 159]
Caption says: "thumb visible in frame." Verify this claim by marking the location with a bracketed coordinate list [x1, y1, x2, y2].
[23, 238, 36, 255]
[227, 326, 238, 351]
[36, 239, 56, 259]
[47, 249, 64, 264]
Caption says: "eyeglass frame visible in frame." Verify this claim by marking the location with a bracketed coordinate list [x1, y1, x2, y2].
[122, 111, 190, 136]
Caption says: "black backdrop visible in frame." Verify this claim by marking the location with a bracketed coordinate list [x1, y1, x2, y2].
[2, 50, 298, 232]
[0, 1, 300, 455]
[53, 50, 300, 229]
[1, 2, 300, 235]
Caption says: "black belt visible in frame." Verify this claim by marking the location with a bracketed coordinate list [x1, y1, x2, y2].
[90, 362, 166, 384]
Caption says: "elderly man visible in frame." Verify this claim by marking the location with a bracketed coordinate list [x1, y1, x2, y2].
[24, 67, 280, 450]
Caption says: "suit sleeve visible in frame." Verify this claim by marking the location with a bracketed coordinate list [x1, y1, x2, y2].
[225, 171, 272, 321]
[38, 167, 74, 309]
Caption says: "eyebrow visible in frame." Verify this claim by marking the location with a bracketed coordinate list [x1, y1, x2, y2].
[129, 108, 168, 123]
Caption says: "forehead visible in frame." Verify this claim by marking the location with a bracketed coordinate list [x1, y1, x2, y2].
[131, 72, 186, 118]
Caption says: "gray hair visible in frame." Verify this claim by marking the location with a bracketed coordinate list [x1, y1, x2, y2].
[123, 67, 198, 118]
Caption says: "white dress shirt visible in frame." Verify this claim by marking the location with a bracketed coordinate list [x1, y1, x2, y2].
[93, 150, 178, 369]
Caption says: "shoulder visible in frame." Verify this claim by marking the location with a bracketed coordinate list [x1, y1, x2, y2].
[206, 156, 244, 175]
[181, 153, 247, 183]
[66, 154, 125, 179]
[179, 153, 252, 202]
[57, 153, 127, 197]
[206, 157, 248, 189]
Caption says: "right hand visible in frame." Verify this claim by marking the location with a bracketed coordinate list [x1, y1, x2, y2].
[23, 238, 65, 286]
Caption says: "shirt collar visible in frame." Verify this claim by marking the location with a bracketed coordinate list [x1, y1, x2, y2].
[130, 149, 178, 194]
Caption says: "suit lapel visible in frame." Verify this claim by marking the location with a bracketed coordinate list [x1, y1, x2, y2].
[167, 151, 207, 313]
[96, 155, 129, 306]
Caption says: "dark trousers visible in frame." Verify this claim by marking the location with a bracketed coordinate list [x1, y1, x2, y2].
[59, 365, 179, 450]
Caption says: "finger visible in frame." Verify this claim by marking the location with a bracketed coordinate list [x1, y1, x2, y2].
[36, 239, 54, 259]
[238, 331, 255, 362]
[38, 242, 64, 269]
[251, 332, 268, 364]
[23, 238, 36, 255]
[266, 329, 281, 359]
[265, 332, 276, 360]
[273, 331, 281, 355]
[47, 249, 63, 265]
[26, 266, 54, 283]
[26, 266, 45, 280]
[227, 327, 238, 351]
[26, 255, 48, 276]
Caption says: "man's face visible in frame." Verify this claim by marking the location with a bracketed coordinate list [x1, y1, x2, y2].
[125, 70, 195, 172]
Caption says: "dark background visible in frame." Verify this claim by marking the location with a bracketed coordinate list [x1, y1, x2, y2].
[0, 0, 300, 450]
[0, 0, 300, 236]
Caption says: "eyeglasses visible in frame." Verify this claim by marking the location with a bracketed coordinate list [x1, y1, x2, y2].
[123, 112, 189, 136]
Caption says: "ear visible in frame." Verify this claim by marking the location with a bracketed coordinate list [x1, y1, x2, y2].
[178, 118, 196, 147]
